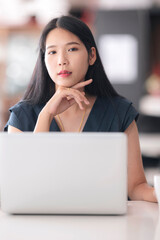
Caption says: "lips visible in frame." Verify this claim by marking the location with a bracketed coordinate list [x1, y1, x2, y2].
[58, 70, 72, 75]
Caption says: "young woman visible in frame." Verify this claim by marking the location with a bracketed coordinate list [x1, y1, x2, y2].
[4, 15, 157, 202]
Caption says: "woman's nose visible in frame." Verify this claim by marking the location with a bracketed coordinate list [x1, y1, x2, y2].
[58, 61, 66, 66]
[58, 53, 68, 66]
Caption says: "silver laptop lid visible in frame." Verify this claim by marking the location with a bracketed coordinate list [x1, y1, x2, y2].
[0, 132, 127, 215]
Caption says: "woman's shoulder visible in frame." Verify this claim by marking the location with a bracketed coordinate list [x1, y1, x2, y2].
[10, 101, 31, 112]
[112, 96, 135, 112]
[4, 101, 44, 132]
[97, 95, 134, 112]
[98, 95, 132, 105]
[96, 95, 138, 132]
[9, 101, 44, 116]
[100, 95, 137, 114]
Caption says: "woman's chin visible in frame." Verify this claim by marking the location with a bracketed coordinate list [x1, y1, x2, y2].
[55, 82, 75, 88]
[54, 78, 84, 89]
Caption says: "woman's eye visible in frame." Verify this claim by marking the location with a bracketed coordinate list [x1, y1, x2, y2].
[68, 47, 78, 52]
[48, 51, 56, 55]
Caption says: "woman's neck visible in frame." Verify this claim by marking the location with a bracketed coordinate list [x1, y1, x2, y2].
[55, 94, 97, 132]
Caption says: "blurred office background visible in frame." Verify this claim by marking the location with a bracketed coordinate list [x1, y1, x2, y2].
[0, 0, 160, 184]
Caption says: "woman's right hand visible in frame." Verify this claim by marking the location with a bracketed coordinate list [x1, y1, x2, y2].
[34, 79, 92, 132]
[42, 79, 93, 118]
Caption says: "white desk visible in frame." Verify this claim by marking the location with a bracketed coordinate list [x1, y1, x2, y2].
[0, 201, 159, 240]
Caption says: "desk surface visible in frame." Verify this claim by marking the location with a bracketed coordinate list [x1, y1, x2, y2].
[0, 201, 159, 240]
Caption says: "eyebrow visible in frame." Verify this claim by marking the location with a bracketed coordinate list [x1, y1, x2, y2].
[46, 41, 80, 50]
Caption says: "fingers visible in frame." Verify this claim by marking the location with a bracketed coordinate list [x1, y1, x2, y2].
[67, 79, 93, 109]
[66, 91, 85, 100]
[56, 80, 92, 112]
[72, 79, 93, 89]
[64, 88, 89, 110]
[67, 98, 76, 107]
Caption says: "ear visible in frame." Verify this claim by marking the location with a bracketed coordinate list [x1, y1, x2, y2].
[89, 47, 96, 66]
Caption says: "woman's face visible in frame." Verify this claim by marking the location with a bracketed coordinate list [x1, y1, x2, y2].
[44, 28, 92, 88]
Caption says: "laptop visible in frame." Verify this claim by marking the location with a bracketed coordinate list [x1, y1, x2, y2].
[0, 132, 127, 215]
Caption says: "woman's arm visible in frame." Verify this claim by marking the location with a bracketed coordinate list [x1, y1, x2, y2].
[126, 120, 157, 202]
[8, 125, 23, 133]
[8, 79, 92, 133]
[34, 80, 92, 133]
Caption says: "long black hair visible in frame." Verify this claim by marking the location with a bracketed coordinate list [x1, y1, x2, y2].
[23, 15, 119, 104]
